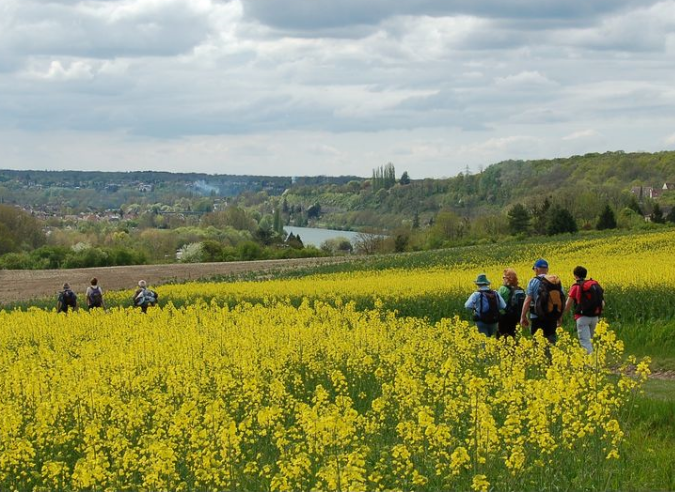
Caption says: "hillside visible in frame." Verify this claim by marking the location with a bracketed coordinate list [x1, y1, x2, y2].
[279, 150, 675, 231]
[0, 169, 361, 213]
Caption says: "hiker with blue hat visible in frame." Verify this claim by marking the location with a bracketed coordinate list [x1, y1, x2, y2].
[520, 258, 566, 344]
[464, 273, 506, 337]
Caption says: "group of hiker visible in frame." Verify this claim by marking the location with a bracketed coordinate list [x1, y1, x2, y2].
[54, 259, 602, 353]
[465, 258, 604, 354]
[56, 278, 158, 313]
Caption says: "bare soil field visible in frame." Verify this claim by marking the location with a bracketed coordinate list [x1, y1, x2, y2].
[0, 256, 352, 305]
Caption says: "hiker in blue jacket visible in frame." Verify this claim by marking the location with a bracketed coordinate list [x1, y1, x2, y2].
[520, 258, 566, 344]
[465, 273, 506, 337]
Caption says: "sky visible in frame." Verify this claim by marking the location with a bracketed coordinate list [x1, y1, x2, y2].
[1, 0, 675, 179]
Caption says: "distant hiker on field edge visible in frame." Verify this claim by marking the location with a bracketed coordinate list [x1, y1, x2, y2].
[86, 277, 105, 310]
[134, 280, 158, 313]
[465, 273, 506, 337]
[57, 282, 78, 313]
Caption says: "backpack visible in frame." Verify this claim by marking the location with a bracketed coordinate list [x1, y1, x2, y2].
[474, 290, 500, 323]
[88, 286, 103, 308]
[504, 285, 526, 318]
[533, 275, 565, 320]
[58, 290, 77, 312]
[136, 288, 158, 307]
[575, 279, 604, 316]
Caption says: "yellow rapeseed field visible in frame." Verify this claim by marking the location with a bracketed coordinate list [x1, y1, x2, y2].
[0, 301, 648, 491]
[1, 230, 667, 490]
[104, 229, 675, 310]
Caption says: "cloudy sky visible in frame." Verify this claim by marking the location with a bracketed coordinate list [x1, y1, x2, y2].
[1, 0, 675, 178]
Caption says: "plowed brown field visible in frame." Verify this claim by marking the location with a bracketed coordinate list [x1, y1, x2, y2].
[0, 256, 352, 305]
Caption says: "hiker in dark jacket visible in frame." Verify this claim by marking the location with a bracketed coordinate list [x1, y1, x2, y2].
[497, 268, 525, 339]
[85, 277, 105, 310]
[56, 283, 78, 313]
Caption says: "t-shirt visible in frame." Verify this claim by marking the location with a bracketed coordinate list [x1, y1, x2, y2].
[86, 286, 104, 307]
[497, 285, 511, 308]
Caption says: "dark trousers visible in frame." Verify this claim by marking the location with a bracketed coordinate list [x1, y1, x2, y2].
[498, 316, 518, 338]
[531, 317, 558, 344]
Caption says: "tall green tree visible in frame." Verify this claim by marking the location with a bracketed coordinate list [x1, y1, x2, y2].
[651, 203, 665, 224]
[0, 205, 45, 254]
[666, 206, 675, 224]
[507, 203, 530, 235]
[627, 195, 643, 215]
[372, 163, 396, 191]
[273, 207, 284, 235]
[547, 206, 578, 235]
[412, 211, 420, 229]
[532, 198, 552, 235]
[596, 204, 617, 230]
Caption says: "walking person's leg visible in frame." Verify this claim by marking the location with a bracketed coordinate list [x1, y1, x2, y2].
[576, 316, 593, 353]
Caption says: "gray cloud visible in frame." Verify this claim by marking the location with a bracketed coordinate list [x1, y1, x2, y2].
[241, 0, 652, 33]
[2, 0, 213, 59]
[1, 0, 675, 177]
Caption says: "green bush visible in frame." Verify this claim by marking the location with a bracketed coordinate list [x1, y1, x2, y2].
[238, 241, 262, 261]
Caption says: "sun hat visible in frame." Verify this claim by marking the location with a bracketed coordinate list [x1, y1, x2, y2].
[138, 280, 147, 288]
[532, 258, 549, 269]
[474, 273, 491, 285]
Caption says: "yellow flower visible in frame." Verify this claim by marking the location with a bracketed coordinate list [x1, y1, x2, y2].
[472, 474, 490, 492]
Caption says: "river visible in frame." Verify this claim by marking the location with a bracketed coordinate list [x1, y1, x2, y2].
[283, 226, 364, 248]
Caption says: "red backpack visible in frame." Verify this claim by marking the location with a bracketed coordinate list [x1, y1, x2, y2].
[575, 279, 604, 316]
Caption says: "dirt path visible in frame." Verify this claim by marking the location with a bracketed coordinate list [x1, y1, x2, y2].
[0, 256, 352, 305]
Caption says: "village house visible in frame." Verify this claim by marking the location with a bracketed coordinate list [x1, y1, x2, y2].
[631, 182, 674, 201]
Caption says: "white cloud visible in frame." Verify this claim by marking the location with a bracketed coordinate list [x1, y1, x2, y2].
[563, 129, 600, 141]
[36, 60, 96, 80]
[495, 71, 556, 88]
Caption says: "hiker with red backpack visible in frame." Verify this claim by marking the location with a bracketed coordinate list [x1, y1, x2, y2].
[465, 273, 506, 337]
[85, 277, 105, 310]
[520, 259, 565, 344]
[564, 266, 605, 354]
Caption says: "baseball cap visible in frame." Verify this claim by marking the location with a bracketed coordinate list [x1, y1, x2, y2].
[532, 258, 549, 269]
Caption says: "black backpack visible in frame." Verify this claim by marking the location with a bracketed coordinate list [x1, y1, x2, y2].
[88, 286, 103, 308]
[575, 279, 604, 316]
[474, 290, 500, 323]
[534, 275, 565, 320]
[504, 285, 526, 318]
[58, 290, 77, 312]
